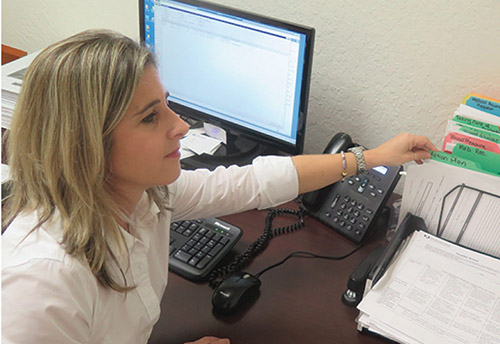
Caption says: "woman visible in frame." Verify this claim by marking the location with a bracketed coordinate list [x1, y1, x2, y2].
[2, 29, 437, 344]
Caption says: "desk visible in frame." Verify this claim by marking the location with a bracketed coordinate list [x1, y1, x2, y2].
[149, 201, 391, 344]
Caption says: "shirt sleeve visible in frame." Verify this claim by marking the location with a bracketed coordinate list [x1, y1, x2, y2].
[170, 155, 299, 221]
[2, 259, 96, 344]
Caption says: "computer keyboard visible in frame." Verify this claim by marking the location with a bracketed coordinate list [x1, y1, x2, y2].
[169, 217, 243, 281]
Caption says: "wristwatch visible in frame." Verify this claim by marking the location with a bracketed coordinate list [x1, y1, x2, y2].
[348, 146, 367, 174]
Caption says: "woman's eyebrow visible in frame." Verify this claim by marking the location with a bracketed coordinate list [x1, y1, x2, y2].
[133, 92, 170, 116]
[133, 99, 161, 116]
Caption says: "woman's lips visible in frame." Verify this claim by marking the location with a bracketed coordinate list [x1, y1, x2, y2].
[165, 148, 180, 158]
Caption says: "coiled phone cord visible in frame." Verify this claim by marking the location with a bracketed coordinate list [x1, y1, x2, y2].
[207, 207, 306, 289]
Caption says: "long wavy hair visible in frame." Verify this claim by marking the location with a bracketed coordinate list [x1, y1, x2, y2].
[3, 29, 168, 292]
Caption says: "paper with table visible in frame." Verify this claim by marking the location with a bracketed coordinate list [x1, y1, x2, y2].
[357, 230, 500, 344]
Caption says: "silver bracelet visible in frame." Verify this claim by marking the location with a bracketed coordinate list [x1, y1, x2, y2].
[348, 146, 366, 174]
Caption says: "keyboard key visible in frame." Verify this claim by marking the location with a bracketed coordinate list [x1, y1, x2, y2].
[199, 237, 209, 245]
[182, 228, 194, 237]
[209, 243, 224, 257]
[196, 255, 213, 270]
[188, 257, 199, 267]
[212, 233, 223, 242]
[193, 233, 202, 241]
[174, 250, 191, 263]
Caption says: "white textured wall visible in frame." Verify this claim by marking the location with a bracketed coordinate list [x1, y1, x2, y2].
[1, 0, 140, 50]
[3, 0, 500, 155]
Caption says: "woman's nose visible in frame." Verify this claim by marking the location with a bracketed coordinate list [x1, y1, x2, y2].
[169, 111, 190, 139]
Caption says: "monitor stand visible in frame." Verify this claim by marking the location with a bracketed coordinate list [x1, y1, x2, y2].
[180, 132, 273, 171]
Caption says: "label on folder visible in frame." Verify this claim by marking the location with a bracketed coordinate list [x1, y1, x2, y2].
[453, 143, 500, 175]
[442, 131, 500, 154]
[430, 151, 498, 176]
[462, 92, 500, 117]
[446, 121, 500, 144]
[452, 115, 500, 134]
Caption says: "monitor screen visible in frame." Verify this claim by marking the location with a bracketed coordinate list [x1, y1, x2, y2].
[139, 0, 314, 155]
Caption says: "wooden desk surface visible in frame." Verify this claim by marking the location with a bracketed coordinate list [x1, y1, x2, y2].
[149, 201, 390, 344]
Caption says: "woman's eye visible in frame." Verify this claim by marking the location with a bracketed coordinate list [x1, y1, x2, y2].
[142, 112, 157, 124]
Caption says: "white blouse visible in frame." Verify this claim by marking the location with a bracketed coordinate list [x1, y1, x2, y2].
[1, 156, 298, 344]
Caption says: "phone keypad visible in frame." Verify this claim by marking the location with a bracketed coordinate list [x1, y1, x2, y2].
[326, 194, 374, 236]
[305, 164, 402, 244]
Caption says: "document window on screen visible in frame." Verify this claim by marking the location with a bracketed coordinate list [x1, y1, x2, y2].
[151, 1, 305, 144]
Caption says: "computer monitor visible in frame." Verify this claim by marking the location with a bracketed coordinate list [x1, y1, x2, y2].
[139, 0, 314, 160]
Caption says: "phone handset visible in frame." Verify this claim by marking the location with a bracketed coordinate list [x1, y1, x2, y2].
[301, 132, 353, 212]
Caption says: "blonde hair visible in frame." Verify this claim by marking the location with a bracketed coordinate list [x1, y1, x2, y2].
[3, 29, 166, 292]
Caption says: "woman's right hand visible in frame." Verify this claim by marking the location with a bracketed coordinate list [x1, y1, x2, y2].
[184, 336, 230, 344]
[365, 132, 439, 168]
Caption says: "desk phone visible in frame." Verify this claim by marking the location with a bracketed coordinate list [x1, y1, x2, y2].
[301, 133, 402, 243]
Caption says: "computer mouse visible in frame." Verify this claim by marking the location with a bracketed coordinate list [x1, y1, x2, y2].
[212, 272, 261, 314]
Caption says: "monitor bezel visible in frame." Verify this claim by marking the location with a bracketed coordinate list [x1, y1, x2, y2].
[139, 0, 314, 155]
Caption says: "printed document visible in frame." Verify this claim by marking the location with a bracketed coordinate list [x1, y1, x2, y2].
[357, 231, 500, 344]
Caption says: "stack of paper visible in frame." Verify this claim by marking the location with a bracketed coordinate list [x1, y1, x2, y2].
[357, 230, 500, 344]
[180, 127, 223, 160]
[1, 51, 40, 129]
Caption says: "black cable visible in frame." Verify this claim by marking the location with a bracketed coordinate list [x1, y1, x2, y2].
[207, 207, 306, 289]
[208, 201, 383, 288]
[255, 245, 364, 278]
[254, 206, 383, 278]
